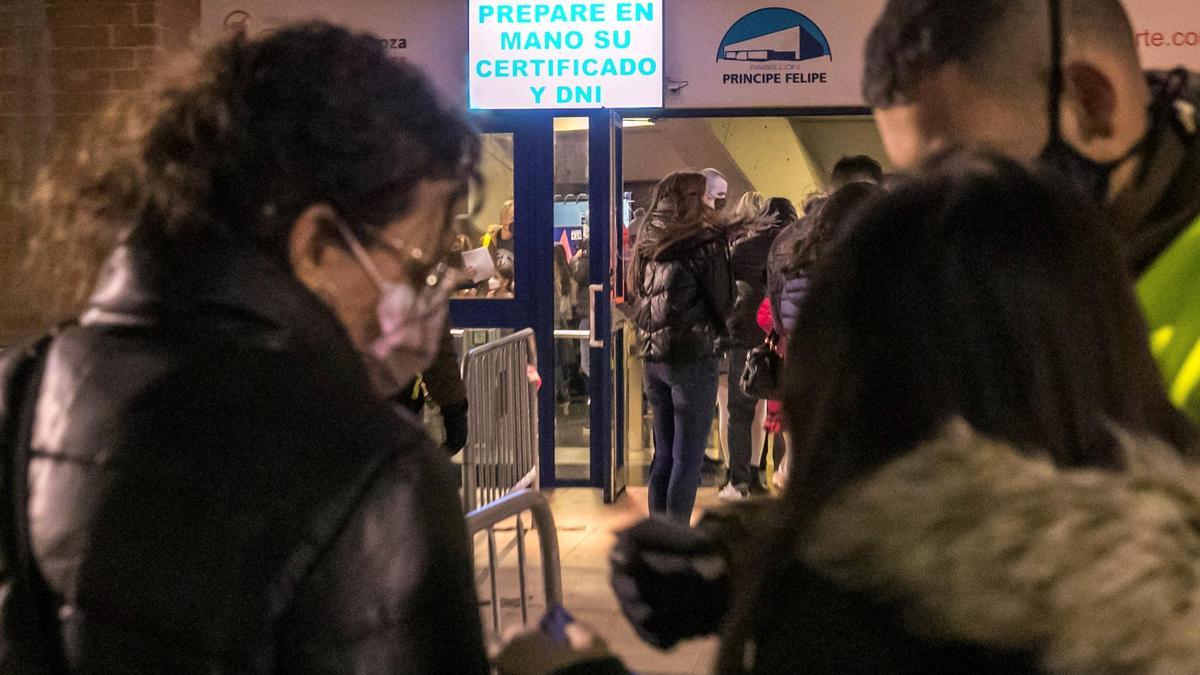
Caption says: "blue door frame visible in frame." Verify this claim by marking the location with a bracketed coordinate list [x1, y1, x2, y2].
[588, 110, 624, 501]
[452, 106, 874, 494]
[452, 110, 622, 492]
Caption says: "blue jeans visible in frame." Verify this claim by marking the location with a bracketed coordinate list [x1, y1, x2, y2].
[644, 358, 720, 521]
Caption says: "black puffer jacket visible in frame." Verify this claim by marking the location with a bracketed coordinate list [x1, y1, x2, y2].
[728, 217, 791, 348]
[11, 243, 488, 673]
[631, 219, 733, 363]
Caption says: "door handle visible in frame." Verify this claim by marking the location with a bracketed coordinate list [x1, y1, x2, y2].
[589, 284, 604, 348]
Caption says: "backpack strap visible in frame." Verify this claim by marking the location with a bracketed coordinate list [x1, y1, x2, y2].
[0, 330, 68, 671]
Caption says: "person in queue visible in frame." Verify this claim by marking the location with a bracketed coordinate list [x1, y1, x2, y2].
[593, 153, 1200, 673]
[701, 167, 730, 212]
[391, 330, 470, 457]
[483, 198, 516, 259]
[722, 197, 797, 499]
[757, 184, 885, 492]
[864, 0, 1200, 421]
[774, 182, 886, 336]
[8, 22, 488, 671]
[627, 171, 734, 522]
[765, 155, 883, 327]
[708, 192, 772, 483]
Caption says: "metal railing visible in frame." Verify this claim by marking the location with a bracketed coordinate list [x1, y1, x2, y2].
[466, 489, 562, 636]
[461, 328, 540, 512]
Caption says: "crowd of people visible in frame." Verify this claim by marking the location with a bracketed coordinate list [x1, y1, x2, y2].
[2, 0, 1199, 673]
[623, 157, 890, 520]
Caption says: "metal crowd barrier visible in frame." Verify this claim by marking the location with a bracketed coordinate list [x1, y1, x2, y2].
[466, 489, 563, 636]
[461, 328, 539, 513]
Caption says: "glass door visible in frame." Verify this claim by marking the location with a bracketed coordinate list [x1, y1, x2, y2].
[589, 110, 628, 503]
[550, 117, 591, 483]
[454, 111, 627, 498]
[451, 112, 558, 489]
[549, 111, 627, 501]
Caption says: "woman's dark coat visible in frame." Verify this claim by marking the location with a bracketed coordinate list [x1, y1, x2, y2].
[6, 243, 487, 673]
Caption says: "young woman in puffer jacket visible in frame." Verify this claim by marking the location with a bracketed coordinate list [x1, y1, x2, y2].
[628, 171, 734, 522]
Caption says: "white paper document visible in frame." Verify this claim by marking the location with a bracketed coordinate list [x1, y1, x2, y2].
[461, 247, 496, 283]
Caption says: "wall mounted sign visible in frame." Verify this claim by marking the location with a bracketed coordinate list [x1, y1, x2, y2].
[664, 1, 886, 109]
[200, 0, 1200, 112]
[468, 1, 664, 109]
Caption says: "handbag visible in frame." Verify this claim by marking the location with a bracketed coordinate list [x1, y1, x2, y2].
[739, 331, 782, 400]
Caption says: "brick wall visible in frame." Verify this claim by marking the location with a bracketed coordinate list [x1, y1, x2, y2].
[0, 1, 199, 345]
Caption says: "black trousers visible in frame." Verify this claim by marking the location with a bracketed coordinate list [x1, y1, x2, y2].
[726, 347, 760, 488]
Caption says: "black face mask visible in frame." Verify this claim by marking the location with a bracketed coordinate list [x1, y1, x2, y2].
[1040, 135, 1148, 204]
[1037, 0, 1149, 204]
[714, 197, 727, 211]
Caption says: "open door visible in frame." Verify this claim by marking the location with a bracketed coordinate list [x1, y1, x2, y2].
[588, 110, 628, 503]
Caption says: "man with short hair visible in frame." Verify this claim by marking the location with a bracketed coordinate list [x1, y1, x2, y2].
[830, 154, 884, 190]
[865, 0, 1200, 421]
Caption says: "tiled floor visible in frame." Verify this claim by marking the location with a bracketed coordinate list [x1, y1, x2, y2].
[474, 486, 723, 675]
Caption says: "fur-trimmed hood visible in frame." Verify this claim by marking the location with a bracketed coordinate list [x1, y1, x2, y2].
[801, 419, 1200, 674]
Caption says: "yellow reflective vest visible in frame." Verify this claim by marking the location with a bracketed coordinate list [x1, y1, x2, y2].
[1138, 213, 1200, 422]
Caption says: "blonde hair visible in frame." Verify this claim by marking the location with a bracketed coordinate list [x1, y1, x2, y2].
[733, 191, 769, 220]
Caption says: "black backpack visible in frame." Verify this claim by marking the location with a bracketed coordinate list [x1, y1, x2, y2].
[0, 332, 67, 672]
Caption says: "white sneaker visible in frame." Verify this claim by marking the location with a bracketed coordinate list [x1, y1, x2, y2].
[718, 482, 747, 502]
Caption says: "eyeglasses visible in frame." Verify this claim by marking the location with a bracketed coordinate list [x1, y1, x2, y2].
[368, 233, 459, 289]
[331, 217, 463, 292]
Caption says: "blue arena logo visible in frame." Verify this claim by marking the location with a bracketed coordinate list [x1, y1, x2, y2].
[717, 7, 832, 63]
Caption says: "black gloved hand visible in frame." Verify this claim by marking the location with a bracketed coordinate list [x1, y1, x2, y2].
[440, 400, 468, 455]
[609, 517, 731, 650]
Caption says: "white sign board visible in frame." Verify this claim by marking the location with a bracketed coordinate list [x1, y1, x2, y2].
[468, 0, 664, 110]
[1125, 0, 1200, 72]
[199, 0, 469, 107]
[198, 0, 1200, 113]
[663, 1, 886, 109]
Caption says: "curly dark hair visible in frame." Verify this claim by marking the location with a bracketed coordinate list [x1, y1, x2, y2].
[29, 21, 479, 316]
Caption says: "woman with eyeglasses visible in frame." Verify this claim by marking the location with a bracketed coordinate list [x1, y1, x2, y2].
[10, 23, 488, 671]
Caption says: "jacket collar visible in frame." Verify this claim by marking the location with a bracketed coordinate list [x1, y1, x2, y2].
[82, 241, 355, 361]
[801, 419, 1200, 673]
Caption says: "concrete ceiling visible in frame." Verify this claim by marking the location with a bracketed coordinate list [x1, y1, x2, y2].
[621, 115, 892, 206]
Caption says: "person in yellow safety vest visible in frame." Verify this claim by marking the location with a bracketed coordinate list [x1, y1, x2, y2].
[862, 0, 1200, 422]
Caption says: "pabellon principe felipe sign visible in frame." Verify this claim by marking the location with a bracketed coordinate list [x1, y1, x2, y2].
[717, 8, 832, 86]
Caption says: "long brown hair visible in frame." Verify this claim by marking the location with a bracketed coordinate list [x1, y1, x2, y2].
[627, 171, 719, 296]
[717, 151, 1199, 672]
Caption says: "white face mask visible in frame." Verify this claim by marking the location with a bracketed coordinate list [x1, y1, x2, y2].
[488, 276, 502, 291]
[334, 220, 452, 390]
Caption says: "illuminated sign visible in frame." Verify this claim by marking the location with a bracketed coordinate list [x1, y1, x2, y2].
[469, 1, 664, 109]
